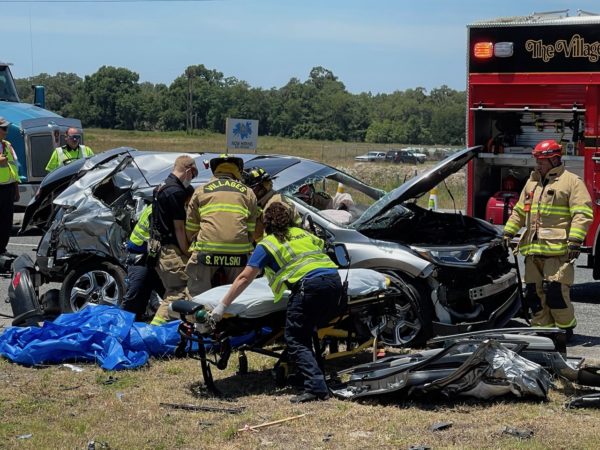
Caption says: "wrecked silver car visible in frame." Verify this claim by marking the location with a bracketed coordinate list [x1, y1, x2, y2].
[12, 146, 520, 346]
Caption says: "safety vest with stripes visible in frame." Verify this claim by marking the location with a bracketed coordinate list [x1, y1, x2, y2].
[0, 140, 19, 185]
[129, 204, 152, 247]
[258, 227, 338, 302]
[55, 145, 93, 166]
[504, 164, 593, 256]
[186, 176, 258, 256]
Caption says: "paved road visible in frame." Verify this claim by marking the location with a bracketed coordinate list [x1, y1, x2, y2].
[1, 220, 600, 361]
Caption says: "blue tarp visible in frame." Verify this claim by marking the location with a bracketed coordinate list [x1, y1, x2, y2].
[0, 306, 183, 370]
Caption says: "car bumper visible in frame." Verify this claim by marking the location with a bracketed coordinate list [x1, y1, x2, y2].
[432, 285, 521, 336]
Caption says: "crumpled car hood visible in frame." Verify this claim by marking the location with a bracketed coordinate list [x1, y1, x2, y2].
[353, 146, 481, 229]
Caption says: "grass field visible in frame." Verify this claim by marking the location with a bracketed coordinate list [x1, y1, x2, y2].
[2, 352, 600, 449]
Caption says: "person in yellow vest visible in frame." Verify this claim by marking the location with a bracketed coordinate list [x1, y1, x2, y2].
[211, 202, 343, 403]
[503, 140, 593, 341]
[185, 155, 258, 297]
[45, 127, 94, 173]
[122, 187, 196, 321]
[0, 117, 20, 257]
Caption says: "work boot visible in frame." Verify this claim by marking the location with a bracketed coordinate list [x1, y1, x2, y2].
[565, 327, 574, 342]
[290, 392, 330, 403]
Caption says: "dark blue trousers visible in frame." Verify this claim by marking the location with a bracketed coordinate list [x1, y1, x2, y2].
[285, 271, 342, 396]
[0, 183, 15, 254]
[121, 253, 165, 321]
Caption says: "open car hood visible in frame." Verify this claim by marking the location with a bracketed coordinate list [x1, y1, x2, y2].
[353, 146, 481, 228]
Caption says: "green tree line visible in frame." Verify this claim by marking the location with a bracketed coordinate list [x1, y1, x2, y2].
[15, 65, 466, 145]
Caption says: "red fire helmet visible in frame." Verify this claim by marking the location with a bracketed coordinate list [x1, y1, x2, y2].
[532, 140, 562, 159]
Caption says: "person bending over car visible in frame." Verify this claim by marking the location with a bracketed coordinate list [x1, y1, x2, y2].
[243, 166, 299, 241]
[185, 155, 258, 297]
[210, 202, 343, 403]
[121, 186, 194, 321]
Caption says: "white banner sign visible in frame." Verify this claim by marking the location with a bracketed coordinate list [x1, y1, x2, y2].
[226, 118, 259, 151]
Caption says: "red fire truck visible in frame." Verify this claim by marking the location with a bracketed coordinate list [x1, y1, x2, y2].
[466, 10, 600, 278]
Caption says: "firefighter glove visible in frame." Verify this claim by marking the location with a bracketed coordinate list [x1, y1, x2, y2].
[567, 241, 581, 261]
[211, 302, 226, 323]
[503, 234, 516, 251]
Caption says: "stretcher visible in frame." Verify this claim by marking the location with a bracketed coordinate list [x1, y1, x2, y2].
[170, 268, 402, 395]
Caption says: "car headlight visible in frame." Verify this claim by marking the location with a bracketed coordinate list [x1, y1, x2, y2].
[412, 247, 475, 264]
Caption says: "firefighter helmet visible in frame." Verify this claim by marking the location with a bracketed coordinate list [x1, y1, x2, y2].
[209, 154, 244, 173]
[532, 140, 562, 159]
[244, 166, 272, 188]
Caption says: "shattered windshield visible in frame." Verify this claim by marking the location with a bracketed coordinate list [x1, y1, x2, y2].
[278, 165, 386, 226]
[0, 66, 20, 102]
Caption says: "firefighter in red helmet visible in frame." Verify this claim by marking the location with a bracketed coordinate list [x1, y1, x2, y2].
[503, 140, 593, 341]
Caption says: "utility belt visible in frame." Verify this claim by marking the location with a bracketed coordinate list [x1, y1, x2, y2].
[198, 252, 248, 267]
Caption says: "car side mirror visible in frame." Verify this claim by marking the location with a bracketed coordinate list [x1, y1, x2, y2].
[330, 243, 351, 268]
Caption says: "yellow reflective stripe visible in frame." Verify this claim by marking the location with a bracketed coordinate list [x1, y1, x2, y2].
[520, 242, 568, 255]
[513, 203, 525, 215]
[571, 205, 593, 218]
[569, 227, 587, 240]
[198, 203, 250, 217]
[247, 222, 256, 232]
[259, 238, 287, 267]
[556, 318, 577, 329]
[504, 221, 520, 234]
[131, 229, 147, 243]
[272, 253, 329, 294]
[150, 316, 167, 326]
[190, 241, 253, 253]
[531, 205, 570, 216]
[185, 222, 200, 232]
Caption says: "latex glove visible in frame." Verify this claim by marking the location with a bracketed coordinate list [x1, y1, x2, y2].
[211, 302, 226, 323]
[567, 242, 581, 261]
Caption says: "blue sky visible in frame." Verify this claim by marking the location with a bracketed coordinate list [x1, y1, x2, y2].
[4, 0, 598, 94]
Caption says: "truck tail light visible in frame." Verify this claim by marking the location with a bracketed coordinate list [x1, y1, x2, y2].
[474, 42, 494, 59]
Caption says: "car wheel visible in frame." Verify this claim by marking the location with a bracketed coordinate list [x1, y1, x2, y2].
[60, 261, 126, 312]
[369, 271, 433, 347]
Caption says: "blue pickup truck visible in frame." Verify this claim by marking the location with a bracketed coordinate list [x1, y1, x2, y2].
[0, 62, 83, 208]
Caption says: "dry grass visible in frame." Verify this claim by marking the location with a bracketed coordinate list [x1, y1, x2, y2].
[2, 353, 600, 449]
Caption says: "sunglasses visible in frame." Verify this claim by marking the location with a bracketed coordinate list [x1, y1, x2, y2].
[187, 167, 199, 178]
[0, 126, 7, 131]
[67, 134, 82, 140]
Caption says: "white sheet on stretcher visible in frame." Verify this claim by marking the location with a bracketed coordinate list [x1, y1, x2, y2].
[190, 268, 389, 319]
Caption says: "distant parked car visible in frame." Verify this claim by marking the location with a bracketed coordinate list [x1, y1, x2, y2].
[355, 151, 386, 162]
[385, 150, 400, 162]
[395, 148, 427, 164]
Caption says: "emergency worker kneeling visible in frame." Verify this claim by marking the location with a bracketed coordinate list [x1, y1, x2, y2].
[185, 154, 258, 296]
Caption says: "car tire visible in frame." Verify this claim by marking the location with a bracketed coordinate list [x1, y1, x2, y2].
[60, 260, 126, 313]
[373, 270, 434, 347]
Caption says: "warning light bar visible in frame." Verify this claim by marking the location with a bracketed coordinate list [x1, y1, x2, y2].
[473, 42, 514, 59]
[474, 42, 494, 59]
